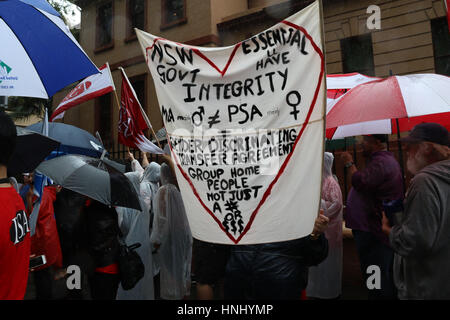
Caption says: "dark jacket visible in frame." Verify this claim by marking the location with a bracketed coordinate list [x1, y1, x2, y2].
[83, 200, 120, 269]
[54, 190, 120, 274]
[345, 151, 404, 245]
[390, 159, 450, 299]
[225, 235, 328, 299]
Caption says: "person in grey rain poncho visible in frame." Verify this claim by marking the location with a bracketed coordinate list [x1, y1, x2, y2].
[115, 172, 154, 300]
[306, 152, 343, 299]
[150, 163, 193, 300]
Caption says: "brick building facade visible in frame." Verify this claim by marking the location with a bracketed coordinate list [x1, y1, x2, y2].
[60, 0, 448, 162]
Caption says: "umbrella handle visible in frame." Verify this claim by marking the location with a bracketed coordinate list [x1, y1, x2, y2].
[100, 149, 107, 161]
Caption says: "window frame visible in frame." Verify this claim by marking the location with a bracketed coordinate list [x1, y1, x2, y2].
[95, 1, 115, 54]
[125, 0, 148, 43]
[340, 33, 375, 77]
[431, 17, 450, 76]
[160, 0, 187, 31]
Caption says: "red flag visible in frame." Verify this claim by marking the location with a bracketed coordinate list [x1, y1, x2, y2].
[118, 67, 162, 154]
[50, 63, 115, 121]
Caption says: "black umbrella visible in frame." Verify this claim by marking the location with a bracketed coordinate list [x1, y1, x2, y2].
[26, 122, 107, 158]
[8, 127, 60, 176]
[36, 155, 141, 211]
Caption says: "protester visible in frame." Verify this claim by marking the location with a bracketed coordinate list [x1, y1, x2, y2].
[224, 212, 329, 300]
[140, 162, 162, 298]
[381, 123, 450, 299]
[29, 185, 64, 300]
[307, 152, 343, 299]
[127, 150, 149, 174]
[116, 172, 154, 300]
[0, 110, 31, 300]
[341, 134, 403, 299]
[150, 163, 193, 300]
[193, 239, 231, 300]
[53, 188, 94, 300]
[83, 199, 121, 300]
[19, 172, 36, 214]
[141, 162, 161, 225]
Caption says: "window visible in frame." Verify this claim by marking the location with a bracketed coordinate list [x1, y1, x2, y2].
[129, 74, 146, 112]
[126, 0, 146, 41]
[129, 74, 148, 135]
[161, 0, 187, 30]
[95, 2, 114, 52]
[340, 34, 375, 76]
[95, 93, 113, 148]
[431, 17, 450, 76]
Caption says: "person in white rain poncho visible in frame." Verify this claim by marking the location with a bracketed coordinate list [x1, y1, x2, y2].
[115, 172, 154, 300]
[150, 163, 193, 300]
[140, 162, 161, 223]
[141, 162, 162, 280]
[306, 152, 343, 299]
[128, 151, 162, 281]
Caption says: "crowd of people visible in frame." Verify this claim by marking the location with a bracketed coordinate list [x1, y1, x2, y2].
[1, 109, 450, 300]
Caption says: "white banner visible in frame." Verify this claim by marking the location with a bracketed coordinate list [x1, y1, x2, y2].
[137, 1, 325, 244]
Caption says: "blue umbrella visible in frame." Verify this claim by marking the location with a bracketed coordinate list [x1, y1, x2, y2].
[27, 121, 107, 158]
[0, 0, 99, 98]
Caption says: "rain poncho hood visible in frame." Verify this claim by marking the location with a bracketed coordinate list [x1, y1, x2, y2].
[323, 151, 334, 179]
[150, 163, 192, 300]
[141, 162, 161, 184]
[116, 171, 154, 300]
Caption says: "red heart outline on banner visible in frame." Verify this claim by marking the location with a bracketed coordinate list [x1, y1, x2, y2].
[148, 21, 325, 244]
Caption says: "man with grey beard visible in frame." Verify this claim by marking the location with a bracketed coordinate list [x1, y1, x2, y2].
[382, 123, 450, 299]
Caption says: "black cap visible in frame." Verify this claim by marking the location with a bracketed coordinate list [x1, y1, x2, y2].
[400, 123, 449, 147]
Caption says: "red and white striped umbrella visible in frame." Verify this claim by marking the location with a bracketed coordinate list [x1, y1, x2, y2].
[326, 73, 381, 139]
[326, 73, 450, 139]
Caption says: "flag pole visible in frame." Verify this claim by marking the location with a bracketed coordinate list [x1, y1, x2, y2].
[107, 62, 121, 112]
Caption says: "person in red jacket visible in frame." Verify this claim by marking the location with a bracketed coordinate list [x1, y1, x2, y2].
[29, 185, 64, 300]
[0, 110, 31, 300]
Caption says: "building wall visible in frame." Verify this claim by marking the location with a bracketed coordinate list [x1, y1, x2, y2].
[55, 0, 217, 146]
[324, 0, 447, 76]
[210, 0, 249, 35]
[57, 0, 448, 149]
[217, 0, 447, 76]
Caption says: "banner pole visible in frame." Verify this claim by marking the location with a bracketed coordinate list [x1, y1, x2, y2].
[149, 123, 163, 150]
[318, 0, 328, 219]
